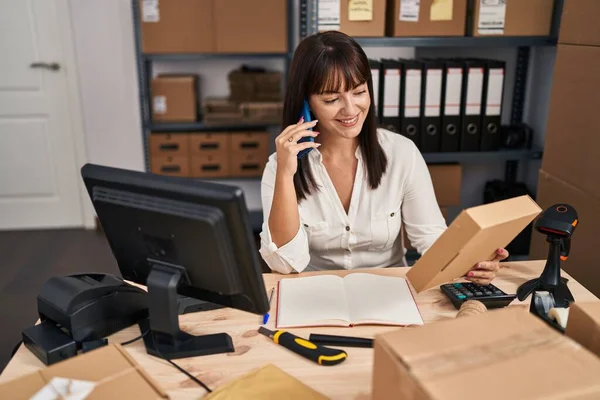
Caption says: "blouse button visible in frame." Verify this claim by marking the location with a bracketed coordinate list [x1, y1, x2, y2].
[303, 223, 308, 227]
[390, 212, 395, 217]
[345, 226, 350, 232]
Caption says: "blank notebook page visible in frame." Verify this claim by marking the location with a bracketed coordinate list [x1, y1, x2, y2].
[344, 273, 423, 325]
[277, 275, 349, 328]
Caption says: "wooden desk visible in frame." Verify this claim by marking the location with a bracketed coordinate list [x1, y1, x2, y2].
[1, 261, 598, 399]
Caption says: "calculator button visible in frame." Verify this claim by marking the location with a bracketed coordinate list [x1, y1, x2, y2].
[453, 283, 463, 288]
[465, 292, 474, 297]
[475, 292, 483, 296]
[457, 295, 466, 299]
[494, 290, 503, 295]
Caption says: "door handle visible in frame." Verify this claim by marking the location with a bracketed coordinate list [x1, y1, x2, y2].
[30, 62, 61, 71]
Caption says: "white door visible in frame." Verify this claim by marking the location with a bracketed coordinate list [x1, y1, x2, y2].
[0, 0, 85, 229]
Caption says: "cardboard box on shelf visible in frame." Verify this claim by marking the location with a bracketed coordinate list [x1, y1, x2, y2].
[566, 302, 600, 358]
[372, 307, 600, 400]
[559, 0, 600, 46]
[202, 97, 244, 124]
[241, 102, 283, 123]
[0, 344, 167, 399]
[386, 0, 467, 37]
[139, 0, 214, 53]
[339, 0, 386, 37]
[470, 0, 554, 37]
[214, 0, 287, 53]
[191, 153, 231, 178]
[228, 69, 282, 103]
[428, 164, 462, 207]
[406, 195, 541, 292]
[529, 170, 600, 298]
[149, 133, 190, 157]
[151, 75, 199, 122]
[150, 154, 190, 177]
[230, 132, 270, 178]
[542, 44, 600, 200]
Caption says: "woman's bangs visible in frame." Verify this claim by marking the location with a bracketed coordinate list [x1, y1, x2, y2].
[308, 54, 368, 95]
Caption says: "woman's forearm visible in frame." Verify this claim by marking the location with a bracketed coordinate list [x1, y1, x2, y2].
[268, 172, 300, 247]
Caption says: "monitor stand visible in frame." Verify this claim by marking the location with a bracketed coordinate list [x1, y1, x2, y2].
[139, 264, 234, 360]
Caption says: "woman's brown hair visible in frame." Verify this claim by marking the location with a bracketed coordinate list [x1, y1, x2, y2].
[282, 31, 387, 201]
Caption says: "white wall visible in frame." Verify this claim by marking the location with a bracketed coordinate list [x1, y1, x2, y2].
[69, 0, 144, 172]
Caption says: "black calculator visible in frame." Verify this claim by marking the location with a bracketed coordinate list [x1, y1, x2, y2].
[440, 282, 517, 310]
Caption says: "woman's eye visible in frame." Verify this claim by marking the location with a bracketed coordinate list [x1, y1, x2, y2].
[324, 98, 338, 104]
[354, 90, 367, 96]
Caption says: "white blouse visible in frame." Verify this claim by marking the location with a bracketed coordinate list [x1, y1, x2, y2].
[259, 128, 447, 274]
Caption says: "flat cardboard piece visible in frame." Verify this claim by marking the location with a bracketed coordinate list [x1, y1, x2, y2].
[542, 44, 600, 200]
[0, 344, 167, 400]
[406, 195, 541, 292]
[372, 307, 600, 400]
[566, 302, 600, 358]
[559, 0, 600, 46]
[471, 0, 553, 37]
[529, 170, 600, 298]
[204, 364, 327, 400]
[387, 0, 467, 37]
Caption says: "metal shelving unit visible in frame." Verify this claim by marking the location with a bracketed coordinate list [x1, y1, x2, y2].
[132, 0, 295, 172]
[300, 0, 562, 181]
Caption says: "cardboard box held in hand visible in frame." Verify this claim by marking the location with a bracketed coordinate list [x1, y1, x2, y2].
[0, 344, 167, 400]
[372, 307, 600, 400]
[407, 195, 541, 292]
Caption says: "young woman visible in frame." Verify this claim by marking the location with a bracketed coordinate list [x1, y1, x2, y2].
[259, 31, 508, 285]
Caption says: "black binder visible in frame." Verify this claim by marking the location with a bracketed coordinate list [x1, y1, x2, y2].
[369, 60, 382, 123]
[441, 59, 463, 152]
[399, 59, 422, 147]
[480, 60, 506, 151]
[379, 59, 402, 133]
[460, 59, 485, 152]
[420, 59, 444, 153]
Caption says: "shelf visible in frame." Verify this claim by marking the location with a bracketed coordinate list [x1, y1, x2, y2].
[422, 148, 543, 164]
[148, 122, 279, 133]
[354, 36, 557, 48]
[143, 53, 292, 62]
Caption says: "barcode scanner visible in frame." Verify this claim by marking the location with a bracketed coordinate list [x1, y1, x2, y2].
[517, 204, 579, 331]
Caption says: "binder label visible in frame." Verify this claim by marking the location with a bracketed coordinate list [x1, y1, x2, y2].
[478, 0, 506, 35]
[405, 69, 422, 118]
[142, 0, 160, 22]
[400, 0, 420, 22]
[486, 68, 504, 116]
[444, 68, 462, 116]
[466, 68, 483, 116]
[383, 69, 400, 117]
[372, 68, 380, 115]
[425, 69, 442, 117]
[319, 0, 341, 31]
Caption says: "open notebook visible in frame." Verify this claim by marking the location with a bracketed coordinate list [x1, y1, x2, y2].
[276, 273, 423, 328]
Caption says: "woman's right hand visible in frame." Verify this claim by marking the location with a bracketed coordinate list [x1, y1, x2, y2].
[274, 117, 320, 178]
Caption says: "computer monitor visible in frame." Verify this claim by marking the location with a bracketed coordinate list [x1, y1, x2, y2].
[81, 163, 270, 359]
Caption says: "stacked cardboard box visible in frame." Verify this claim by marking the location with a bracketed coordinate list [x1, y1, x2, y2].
[151, 75, 199, 122]
[150, 132, 270, 179]
[402, 164, 461, 252]
[529, 0, 600, 297]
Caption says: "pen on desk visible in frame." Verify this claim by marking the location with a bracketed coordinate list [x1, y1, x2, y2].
[262, 287, 275, 325]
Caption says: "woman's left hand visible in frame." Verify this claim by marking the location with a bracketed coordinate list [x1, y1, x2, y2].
[465, 248, 509, 285]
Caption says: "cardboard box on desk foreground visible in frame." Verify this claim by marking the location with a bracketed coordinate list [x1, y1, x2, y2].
[372, 307, 600, 400]
[0, 344, 167, 400]
[406, 195, 541, 292]
[566, 302, 600, 358]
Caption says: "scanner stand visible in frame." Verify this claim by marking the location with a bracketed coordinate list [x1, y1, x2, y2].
[140, 264, 234, 360]
[516, 236, 574, 333]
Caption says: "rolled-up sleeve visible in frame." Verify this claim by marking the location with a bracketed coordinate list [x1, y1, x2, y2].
[259, 158, 311, 274]
[401, 143, 448, 255]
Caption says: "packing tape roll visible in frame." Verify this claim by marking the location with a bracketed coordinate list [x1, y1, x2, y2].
[456, 300, 487, 318]
[548, 307, 570, 329]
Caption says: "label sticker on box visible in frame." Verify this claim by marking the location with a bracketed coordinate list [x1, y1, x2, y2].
[142, 0, 160, 23]
[153, 96, 167, 114]
[349, 0, 373, 21]
[400, 0, 420, 22]
[318, 0, 340, 31]
[478, 0, 506, 35]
